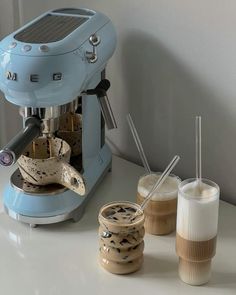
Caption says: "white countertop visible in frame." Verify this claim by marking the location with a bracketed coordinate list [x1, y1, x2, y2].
[0, 156, 235, 295]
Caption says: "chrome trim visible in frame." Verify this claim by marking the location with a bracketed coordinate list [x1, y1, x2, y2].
[20, 97, 81, 134]
[98, 94, 117, 129]
[20, 97, 80, 120]
[4, 161, 112, 226]
[10, 169, 67, 196]
[0, 149, 16, 167]
[4, 206, 73, 225]
[86, 34, 100, 63]
[89, 34, 101, 46]
[6, 71, 17, 81]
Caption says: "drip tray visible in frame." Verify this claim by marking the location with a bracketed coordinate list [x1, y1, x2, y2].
[10, 169, 67, 196]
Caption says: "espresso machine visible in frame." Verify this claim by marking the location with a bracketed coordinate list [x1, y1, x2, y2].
[0, 8, 117, 226]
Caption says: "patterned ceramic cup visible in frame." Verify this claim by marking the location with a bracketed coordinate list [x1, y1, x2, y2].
[98, 201, 145, 274]
[17, 136, 86, 195]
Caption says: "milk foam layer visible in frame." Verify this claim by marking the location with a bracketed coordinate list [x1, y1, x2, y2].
[177, 180, 219, 241]
[138, 173, 180, 201]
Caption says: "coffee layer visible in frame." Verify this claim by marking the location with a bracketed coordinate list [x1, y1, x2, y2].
[99, 255, 143, 275]
[99, 226, 144, 249]
[137, 192, 177, 235]
[99, 240, 144, 262]
[101, 203, 143, 225]
[176, 233, 216, 261]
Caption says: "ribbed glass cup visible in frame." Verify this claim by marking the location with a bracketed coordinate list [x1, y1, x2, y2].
[176, 178, 220, 285]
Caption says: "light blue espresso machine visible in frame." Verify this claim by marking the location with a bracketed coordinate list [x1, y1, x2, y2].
[0, 8, 117, 227]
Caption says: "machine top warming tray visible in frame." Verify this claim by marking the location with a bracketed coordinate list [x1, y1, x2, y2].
[14, 14, 89, 43]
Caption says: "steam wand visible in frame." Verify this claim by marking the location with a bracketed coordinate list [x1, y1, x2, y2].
[85, 79, 117, 130]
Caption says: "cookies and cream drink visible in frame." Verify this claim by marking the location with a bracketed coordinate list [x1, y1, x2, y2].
[98, 201, 145, 274]
[137, 173, 181, 235]
[176, 178, 220, 285]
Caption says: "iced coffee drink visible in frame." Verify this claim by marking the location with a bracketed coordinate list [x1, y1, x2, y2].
[137, 173, 181, 235]
[176, 178, 219, 285]
[98, 201, 145, 274]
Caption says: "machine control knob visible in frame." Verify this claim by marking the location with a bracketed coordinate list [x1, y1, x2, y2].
[39, 45, 49, 52]
[89, 34, 101, 46]
[9, 42, 17, 49]
[22, 45, 32, 52]
[86, 34, 101, 63]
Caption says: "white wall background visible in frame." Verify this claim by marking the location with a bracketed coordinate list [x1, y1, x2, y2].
[0, 0, 21, 146]
[1, 0, 236, 204]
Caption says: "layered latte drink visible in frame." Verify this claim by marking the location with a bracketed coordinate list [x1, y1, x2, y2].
[137, 173, 181, 235]
[176, 178, 220, 285]
[98, 201, 145, 274]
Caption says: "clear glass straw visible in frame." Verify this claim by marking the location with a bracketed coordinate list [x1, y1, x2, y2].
[196, 116, 202, 182]
[127, 113, 151, 174]
[139, 155, 180, 211]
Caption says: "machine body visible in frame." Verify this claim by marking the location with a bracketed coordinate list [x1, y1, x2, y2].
[0, 8, 117, 226]
[0, 8, 116, 107]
